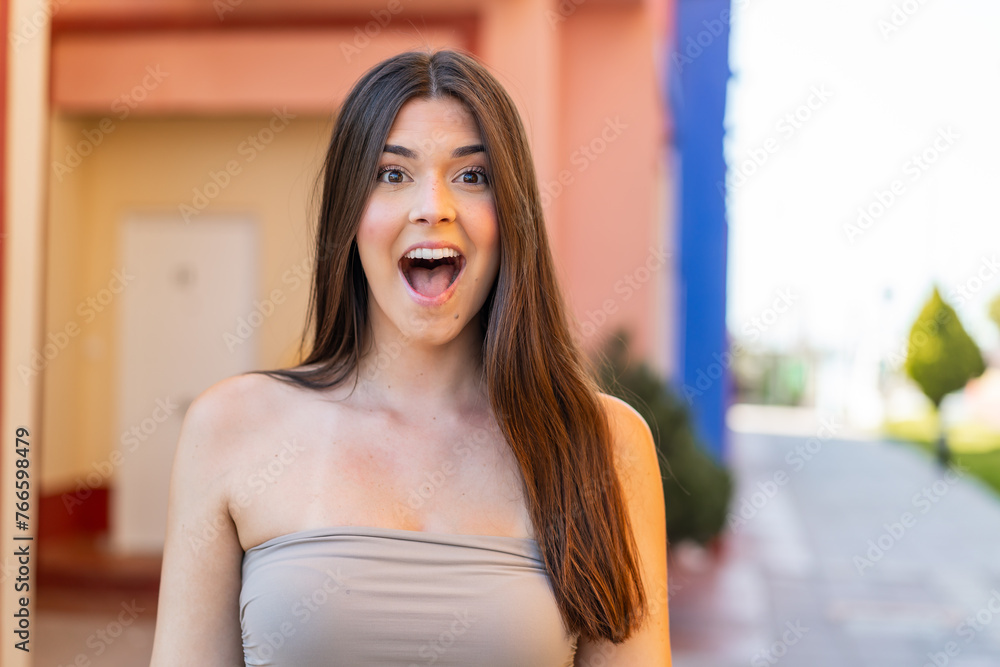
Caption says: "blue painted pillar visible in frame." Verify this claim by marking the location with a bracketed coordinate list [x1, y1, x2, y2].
[669, 0, 732, 462]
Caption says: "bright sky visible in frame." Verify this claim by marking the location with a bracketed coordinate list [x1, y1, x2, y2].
[725, 0, 1000, 359]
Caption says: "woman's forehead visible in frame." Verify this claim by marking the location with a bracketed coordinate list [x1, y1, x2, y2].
[385, 97, 481, 150]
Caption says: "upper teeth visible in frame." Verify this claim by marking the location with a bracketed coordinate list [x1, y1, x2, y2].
[404, 247, 460, 260]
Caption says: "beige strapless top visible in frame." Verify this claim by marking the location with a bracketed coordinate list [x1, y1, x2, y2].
[240, 525, 579, 666]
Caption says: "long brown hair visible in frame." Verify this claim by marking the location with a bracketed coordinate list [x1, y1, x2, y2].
[252, 49, 647, 643]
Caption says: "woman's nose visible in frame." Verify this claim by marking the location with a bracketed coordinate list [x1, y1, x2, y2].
[408, 176, 456, 225]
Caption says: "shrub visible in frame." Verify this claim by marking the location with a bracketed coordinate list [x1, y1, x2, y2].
[594, 333, 733, 545]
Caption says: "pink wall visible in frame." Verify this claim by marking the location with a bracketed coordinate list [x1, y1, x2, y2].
[555, 3, 668, 361]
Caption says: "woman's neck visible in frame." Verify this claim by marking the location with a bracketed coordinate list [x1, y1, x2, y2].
[354, 312, 489, 418]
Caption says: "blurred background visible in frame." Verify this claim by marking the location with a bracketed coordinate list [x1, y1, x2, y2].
[1, 0, 998, 665]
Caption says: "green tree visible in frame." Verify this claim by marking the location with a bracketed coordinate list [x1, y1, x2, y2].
[905, 286, 986, 465]
[989, 292, 1000, 334]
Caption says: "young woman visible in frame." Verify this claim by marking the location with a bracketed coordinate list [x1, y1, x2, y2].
[151, 49, 670, 666]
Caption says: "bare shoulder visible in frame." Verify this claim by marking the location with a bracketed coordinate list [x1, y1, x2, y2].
[161, 374, 285, 532]
[151, 371, 296, 664]
[186, 371, 294, 430]
[596, 392, 659, 478]
[570, 394, 671, 664]
[164, 372, 307, 513]
[180, 372, 297, 458]
[597, 392, 652, 436]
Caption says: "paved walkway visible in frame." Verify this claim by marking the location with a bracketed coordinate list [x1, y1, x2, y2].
[668, 429, 1000, 666]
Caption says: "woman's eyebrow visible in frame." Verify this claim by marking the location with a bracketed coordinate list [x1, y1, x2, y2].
[383, 144, 417, 159]
[451, 144, 484, 158]
[381, 143, 485, 159]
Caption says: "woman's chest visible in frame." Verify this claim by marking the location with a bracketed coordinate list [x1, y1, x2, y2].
[228, 415, 534, 550]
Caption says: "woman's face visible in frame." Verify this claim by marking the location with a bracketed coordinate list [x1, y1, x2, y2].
[356, 96, 500, 347]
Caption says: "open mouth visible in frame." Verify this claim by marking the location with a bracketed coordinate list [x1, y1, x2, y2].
[398, 247, 465, 300]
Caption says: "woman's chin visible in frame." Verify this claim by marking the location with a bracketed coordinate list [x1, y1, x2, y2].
[366, 283, 488, 350]
[397, 316, 473, 348]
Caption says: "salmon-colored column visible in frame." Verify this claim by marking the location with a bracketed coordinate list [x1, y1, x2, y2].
[3, 0, 49, 664]
[478, 0, 561, 252]
[556, 4, 669, 366]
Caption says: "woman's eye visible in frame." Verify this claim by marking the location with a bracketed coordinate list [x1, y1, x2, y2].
[378, 168, 406, 184]
[460, 169, 488, 185]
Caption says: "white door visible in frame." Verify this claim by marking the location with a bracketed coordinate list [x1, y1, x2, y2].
[114, 213, 257, 554]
